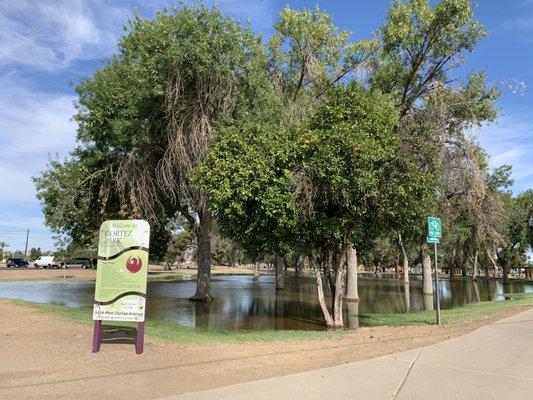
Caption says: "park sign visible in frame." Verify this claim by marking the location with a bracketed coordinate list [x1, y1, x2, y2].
[427, 216, 442, 239]
[426, 236, 440, 244]
[92, 220, 150, 354]
[427, 216, 442, 326]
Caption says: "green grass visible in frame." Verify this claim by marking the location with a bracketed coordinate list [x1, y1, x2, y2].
[5, 294, 532, 344]
[360, 294, 533, 327]
[7, 300, 344, 343]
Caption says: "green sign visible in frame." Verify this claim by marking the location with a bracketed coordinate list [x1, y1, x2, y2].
[426, 236, 440, 244]
[93, 220, 150, 322]
[428, 216, 442, 238]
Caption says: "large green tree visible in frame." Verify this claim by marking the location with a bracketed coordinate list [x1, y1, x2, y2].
[196, 83, 413, 327]
[363, 0, 496, 293]
[35, 4, 275, 301]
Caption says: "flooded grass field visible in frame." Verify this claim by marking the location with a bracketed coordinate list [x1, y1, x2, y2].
[0, 274, 531, 330]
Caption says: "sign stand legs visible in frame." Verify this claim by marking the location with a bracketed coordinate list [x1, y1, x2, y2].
[92, 319, 102, 353]
[434, 243, 442, 326]
[92, 320, 144, 354]
[136, 322, 145, 354]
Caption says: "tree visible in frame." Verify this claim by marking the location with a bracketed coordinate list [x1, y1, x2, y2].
[365, 0, 495, 293]
[0, 242, 8, 260]
[371, 0, 486, 117]
[164, 227, 194, 269]
[29, 247, 42, 261]
[267, 7, 371, 289]
[499, 190, 533, 285]
[268, 7, 367, 106]
[196, 83, 405, 327]
[35, 4, 275, 301]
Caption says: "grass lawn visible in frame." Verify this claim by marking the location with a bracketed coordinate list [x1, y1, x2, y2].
[6, 294, 532, 344]
[359, 293, 533, 326]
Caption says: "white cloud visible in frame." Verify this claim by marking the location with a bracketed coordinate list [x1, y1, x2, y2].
[0, 75, 77, 164]
[0, 0, 276, 72]
[0, 0, 130, 70]
[0, 75, 77, 250]
[0, 164, 36, 202]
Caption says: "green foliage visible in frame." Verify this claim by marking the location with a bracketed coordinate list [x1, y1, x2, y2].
[295, 84, 400, 249]
[29, 247, 42, 261]
[164, 226, 194, 266]
[195, 83, 404, 259]
[33, 0, 529, 281]
[34, 158, 101, 247]
[499, 190, 533, 267]
[35, 3, 276, 259]
[373, 0, 486, 113]
[269, 7, 361, 104]
[193, 122, 298, 257]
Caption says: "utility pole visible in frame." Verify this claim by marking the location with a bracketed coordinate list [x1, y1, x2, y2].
[24, 229, 29, 256]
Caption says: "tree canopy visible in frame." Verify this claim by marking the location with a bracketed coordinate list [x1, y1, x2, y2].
[34, 0, 531, 327]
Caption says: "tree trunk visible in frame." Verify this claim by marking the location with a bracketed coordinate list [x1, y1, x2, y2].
[190, 209, 213, 302]
[423, 294, 434, 311]
[450, 245, 456, 278]
[295, 255, 303, 278]
[275, 254, 285, 290]
[312, 261, 334, 327]
[395, 252, 400, 280]
[332, 251, 346, 327]
[486, 248, 497, 278]
[253, 262, 260, 280]
[421, 242, 433, 295]
[459, 246, 466, 278]
[345, 246, 359, 302]
[503, 262, 510, 287]
[399, 234, 409, 284]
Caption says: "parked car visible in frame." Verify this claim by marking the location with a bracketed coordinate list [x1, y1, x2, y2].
[62, 257, 94, 269]
[6, 258, 29, 268]
[34, 256, 61, 269]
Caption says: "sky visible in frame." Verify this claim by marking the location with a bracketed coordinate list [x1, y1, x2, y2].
[0, 0, 532, 252]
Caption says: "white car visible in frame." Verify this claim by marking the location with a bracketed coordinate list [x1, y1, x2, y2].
[34, 256, 61, 269]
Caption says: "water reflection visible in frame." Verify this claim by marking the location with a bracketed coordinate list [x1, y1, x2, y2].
[0, 275, 531, 331]
[423, 294, 434, 311]
[345, 301, 359, 329]
[403, 283, 410, 313]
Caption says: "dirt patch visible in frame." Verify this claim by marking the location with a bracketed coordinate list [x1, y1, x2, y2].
[0, 299, 530, 400]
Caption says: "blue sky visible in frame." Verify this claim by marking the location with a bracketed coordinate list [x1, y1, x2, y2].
[0, 0, 532, 251]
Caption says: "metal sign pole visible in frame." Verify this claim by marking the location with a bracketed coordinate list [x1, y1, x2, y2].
[434, 242, 441, 325]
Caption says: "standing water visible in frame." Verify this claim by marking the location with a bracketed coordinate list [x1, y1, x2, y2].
[0, 275, 530, 331]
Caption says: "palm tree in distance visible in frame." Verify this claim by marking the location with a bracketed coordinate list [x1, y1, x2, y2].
[0, 241, 9, 260]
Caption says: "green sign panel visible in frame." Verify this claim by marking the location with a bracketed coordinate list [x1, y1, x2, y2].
[93, 220, 150, 322]
[426, 236, 440, 244]
[428, 216, 442, 238]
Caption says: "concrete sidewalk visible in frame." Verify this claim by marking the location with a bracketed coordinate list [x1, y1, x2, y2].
[163, 308, 533, 400]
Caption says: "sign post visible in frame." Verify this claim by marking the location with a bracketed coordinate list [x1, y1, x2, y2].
[427, 216, 442, 326]
[92, 220, 150, 354]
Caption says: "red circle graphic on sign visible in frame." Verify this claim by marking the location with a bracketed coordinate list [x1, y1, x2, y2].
[126, 256, 142, 273]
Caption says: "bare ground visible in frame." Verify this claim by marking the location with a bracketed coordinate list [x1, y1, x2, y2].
[0, 299, 531, 400]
